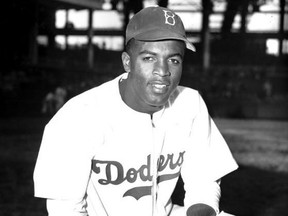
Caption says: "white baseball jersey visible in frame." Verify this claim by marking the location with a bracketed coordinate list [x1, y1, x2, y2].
[34, 73, 238, 216]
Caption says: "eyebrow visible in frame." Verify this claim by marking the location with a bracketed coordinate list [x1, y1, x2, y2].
[139, 50, 183, 59]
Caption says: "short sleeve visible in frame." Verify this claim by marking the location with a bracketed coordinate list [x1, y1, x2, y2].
[33, 100, 102, 200]
[181, 93, 238, 211]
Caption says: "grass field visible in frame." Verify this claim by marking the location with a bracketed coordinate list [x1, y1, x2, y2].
[0, 117, 287, 216]
[215, 119, 288, 216]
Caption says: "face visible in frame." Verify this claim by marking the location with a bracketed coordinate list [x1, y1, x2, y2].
[120, 39, 185, 114]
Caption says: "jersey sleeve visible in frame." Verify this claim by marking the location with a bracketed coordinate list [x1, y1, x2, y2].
[46, 198, 89, 216]
[181, 92, 238, 213]
[33, 99, 102, 201]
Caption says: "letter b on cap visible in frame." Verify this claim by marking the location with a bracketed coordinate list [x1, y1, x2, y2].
[163, 10, 175, 26]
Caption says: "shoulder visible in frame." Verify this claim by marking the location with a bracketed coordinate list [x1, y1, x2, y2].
[47, 75, 122, 126]
[166, 86, 209, 120]
[169, 86, 202, 108]
[63, 75, 121, 111]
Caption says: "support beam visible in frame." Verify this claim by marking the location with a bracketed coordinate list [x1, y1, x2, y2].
[201, 0, 211, 74]
[52, 0, 102, 9]
[279, 0, 285, 56]
[65, 9, 69, 49]
[87, 9, 94, 69]
[30, 1, 39, 65]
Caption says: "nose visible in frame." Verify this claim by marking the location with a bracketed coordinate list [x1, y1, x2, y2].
[153, 60, 170, 77]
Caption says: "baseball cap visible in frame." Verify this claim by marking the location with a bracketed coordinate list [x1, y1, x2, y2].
[125, 6, 196, 52]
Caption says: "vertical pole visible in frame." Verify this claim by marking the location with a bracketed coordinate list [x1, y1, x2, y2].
[65, 9, 69, 50]
[279, 0, 285, 56]
[240, 0, 249, 33]
[201, 0, 211, 74]
[47, 6, 56, 50]
[87, 8, 94, 69]
[30, 1, 39, 65]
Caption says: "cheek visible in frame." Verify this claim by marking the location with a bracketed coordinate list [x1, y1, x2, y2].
[132, 62, 151, 82]
[129, 67, 149, 90]
[171, 68, 183, 84]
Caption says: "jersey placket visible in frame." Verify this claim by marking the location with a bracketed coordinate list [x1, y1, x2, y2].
[150, 112, 166, 216]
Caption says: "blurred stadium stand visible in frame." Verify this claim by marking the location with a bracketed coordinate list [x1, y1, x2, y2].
[0, 0, 287, 119]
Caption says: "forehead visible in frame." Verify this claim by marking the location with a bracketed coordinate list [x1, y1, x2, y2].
[130, 39, 185, 56]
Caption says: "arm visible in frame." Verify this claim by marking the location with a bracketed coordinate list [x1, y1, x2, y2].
[47, 199, 88, 216]
[34, 101, 101, 215]
[181, 92, 238, 215]
[184, 180, 221, 216]
[187, 204, 216, 216]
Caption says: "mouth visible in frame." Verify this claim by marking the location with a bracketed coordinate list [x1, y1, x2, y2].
[150, 81, 170, 94]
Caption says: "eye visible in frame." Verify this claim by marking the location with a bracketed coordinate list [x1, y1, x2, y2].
[169, 58, 181, 65]
[143, 56, 154, 62]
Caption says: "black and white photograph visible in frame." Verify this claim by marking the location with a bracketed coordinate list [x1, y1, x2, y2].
[0, 0, 287, 215]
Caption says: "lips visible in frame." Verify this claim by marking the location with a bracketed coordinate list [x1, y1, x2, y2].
[153, 83, 167, 89]
[150, 81, 170, 94]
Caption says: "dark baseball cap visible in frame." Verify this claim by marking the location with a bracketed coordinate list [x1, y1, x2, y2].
[125, 6, 196, 52]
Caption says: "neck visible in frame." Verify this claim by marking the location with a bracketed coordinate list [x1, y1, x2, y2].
[119, 78, 163, 115]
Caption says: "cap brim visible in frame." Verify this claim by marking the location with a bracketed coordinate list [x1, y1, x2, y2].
[132, 29, 196, 52]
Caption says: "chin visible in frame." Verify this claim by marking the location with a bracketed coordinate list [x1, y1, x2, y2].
[149, 98, 168, 108]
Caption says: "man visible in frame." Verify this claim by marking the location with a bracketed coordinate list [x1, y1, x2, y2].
[34, 6, 238, 216]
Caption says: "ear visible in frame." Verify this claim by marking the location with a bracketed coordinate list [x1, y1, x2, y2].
[121, 52, 131, 73]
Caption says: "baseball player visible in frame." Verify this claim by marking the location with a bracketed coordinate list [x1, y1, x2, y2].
[34, 6, 238, 216]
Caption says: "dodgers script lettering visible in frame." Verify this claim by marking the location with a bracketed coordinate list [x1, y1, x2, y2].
[92, 152, 185, 185]
[92, 152, 185, 200]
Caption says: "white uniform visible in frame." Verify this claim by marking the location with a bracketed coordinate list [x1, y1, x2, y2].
[34, 73, 238, 216]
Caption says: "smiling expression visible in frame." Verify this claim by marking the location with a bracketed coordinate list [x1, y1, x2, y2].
[120, 39, 185, 114]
